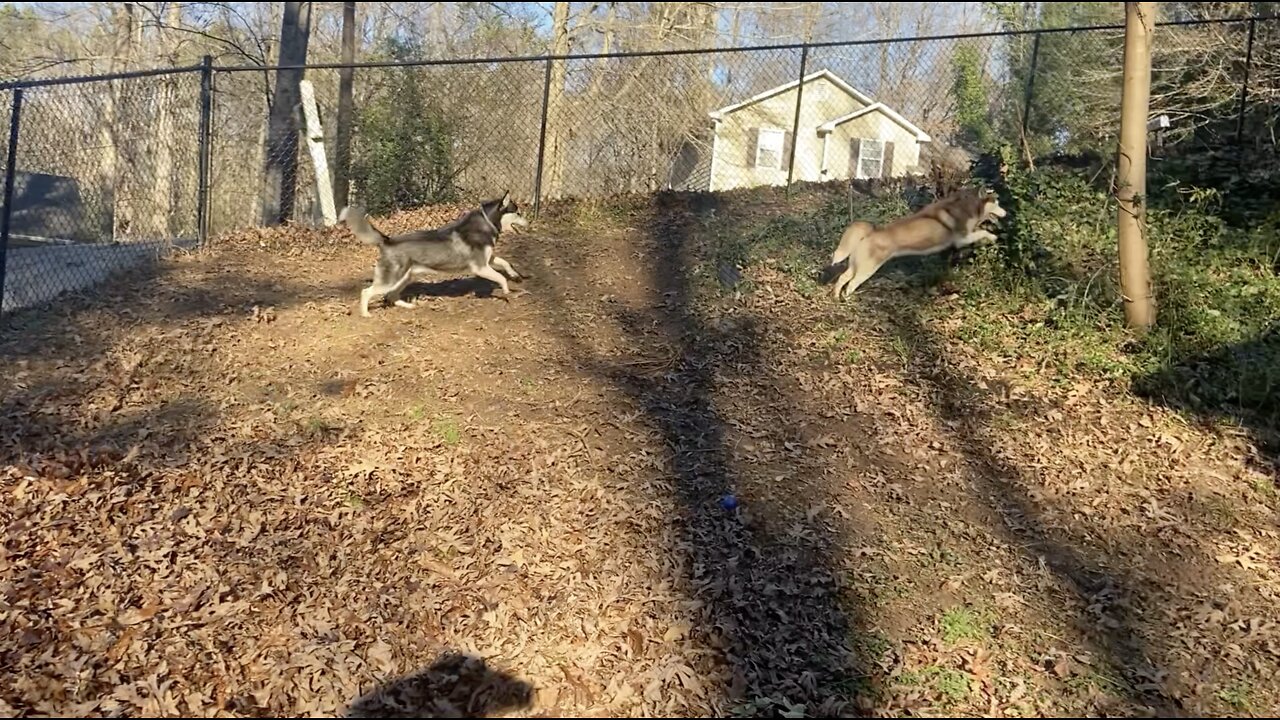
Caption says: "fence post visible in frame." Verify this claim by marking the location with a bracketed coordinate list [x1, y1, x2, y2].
[1235, 17, 1257, 147]
[1020, 31, 1042, 137]
[196, 55, 213, 246]
[0, 89, 23, 314]
[533, 57, 553, 218]
[785, 44, 810, 192]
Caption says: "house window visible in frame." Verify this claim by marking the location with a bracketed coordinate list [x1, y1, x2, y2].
[756, 128, 785, 169]
[858, 138, 885, 179]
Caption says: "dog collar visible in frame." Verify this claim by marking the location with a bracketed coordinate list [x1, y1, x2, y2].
[479, 208, 500, 235]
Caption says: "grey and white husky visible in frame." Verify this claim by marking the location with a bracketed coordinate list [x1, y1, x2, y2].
[340, 192, 530, 317]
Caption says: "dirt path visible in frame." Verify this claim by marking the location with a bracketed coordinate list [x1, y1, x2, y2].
[2, 192, 1277, 717]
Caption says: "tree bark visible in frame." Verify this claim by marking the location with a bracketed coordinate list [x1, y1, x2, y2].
[150, 1, 183, 239]
[544, 1, 571, 200]
[1117, 2, 1156, 330]
[99, 2, 138, 241]
[334, 1, 356, 209]
[260, 1, 312, 226]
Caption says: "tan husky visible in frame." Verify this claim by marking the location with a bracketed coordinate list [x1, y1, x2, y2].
[818, 189, 1008, 300]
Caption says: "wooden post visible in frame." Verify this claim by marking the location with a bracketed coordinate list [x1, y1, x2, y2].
[1116, 2, 1156, 330]
[299, 79, 336, 225]
[1235, 17, 1257, 147]
[785, 44, 809, 191]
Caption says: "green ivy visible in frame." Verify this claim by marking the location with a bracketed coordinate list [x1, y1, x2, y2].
[951, 43, 995, 152]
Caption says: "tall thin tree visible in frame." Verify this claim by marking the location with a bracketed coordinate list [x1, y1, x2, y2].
[1116, 1, 1156, 330]
[150, 1, 183, 239]
[544, 1, 571, 200]
[100, 2, 138, 241]
[334, 1, 356, 210]
[260, 1, 312, 226]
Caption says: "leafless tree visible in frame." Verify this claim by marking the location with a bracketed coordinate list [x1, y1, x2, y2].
[260, 1, 311, 226]
[334, 1, 356, 209]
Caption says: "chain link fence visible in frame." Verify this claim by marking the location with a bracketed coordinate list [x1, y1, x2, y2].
[0, 67, 205, 313]
[1, 16, 1273, 315]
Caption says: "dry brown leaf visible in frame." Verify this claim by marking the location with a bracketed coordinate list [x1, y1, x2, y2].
[2, 191, 1278, 719]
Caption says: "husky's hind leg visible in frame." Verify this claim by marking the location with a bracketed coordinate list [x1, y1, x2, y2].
[386, 283, 417, 310]
[838, 246, 889, 300]
[825, 222, 874, 300]
[360, 261, 415, 317]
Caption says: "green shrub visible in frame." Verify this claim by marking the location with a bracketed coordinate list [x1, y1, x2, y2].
[351, 40, 459, 215]
[971, 155, 1280, 418]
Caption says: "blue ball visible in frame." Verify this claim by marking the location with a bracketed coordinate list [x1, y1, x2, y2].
[720, 494, 739, 510]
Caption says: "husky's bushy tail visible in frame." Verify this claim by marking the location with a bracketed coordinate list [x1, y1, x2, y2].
[818, 221, 874, 285]
[338, 205, 389, 247]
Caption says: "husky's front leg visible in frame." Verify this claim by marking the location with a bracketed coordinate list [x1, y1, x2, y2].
[957, 228, 998, 249]
[490, 255, 522, 281]
[474, 247, 526, 301]
[948, 229, 997, 270]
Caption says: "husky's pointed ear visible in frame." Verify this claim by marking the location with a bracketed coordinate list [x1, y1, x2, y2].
[501, 190, 511, 205]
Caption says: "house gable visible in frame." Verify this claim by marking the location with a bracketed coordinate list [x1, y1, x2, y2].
[708, 69, 874, 121]
[818, 103, 932, 143]
[704, 69, 930, 191]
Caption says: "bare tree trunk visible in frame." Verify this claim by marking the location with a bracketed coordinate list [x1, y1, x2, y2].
[100, 3, 138, 242]
[586, 2, 615, 97]
[801, 2, 821, 43]
[726, 5, 741, 85]
[150, 1, 183, 240]
[703, 3, 718, 83]
[1117, 2, 1155, 329]
[871, 4, 896, 95]
[260, 1, 312, 226]
[601, 3, 615, 55]
[545, 1, 571, 200]
[150, 81, 176, 237]
[334, 1, 356, 209]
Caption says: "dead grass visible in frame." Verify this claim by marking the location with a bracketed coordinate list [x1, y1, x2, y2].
[1, 189, 1277, 717]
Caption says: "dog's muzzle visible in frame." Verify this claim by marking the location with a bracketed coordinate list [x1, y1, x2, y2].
[502, 213, 530, 234]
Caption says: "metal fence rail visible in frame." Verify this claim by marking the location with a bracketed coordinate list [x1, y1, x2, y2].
[0, 16, 1274, 315]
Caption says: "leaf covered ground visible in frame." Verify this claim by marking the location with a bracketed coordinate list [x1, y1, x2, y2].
[2, 188, 1278, 717]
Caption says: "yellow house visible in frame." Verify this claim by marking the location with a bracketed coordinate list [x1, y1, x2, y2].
[705, 69, 932, 192]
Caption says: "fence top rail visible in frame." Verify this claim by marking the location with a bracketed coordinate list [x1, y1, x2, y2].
[0, 62, 206, 92]
[0, 14, 1272, 91]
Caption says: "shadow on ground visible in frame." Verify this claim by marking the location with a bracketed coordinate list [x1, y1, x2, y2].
[878, 301, 1184, 715]
[0, 249, 337, 469]
[0, 244, 457, 717]
[0, 249, 341, 363]
[1132, 325, 1280, 475]
[344, 652, 533, 718]
[536, 191, 885, 714]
